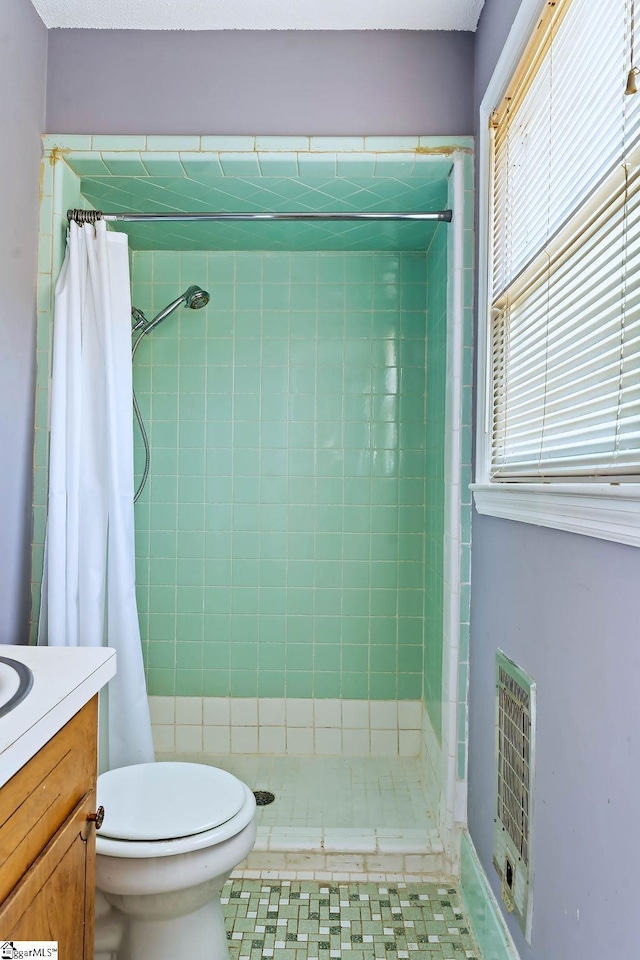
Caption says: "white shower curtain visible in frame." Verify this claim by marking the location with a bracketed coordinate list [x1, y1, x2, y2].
[39, 220, 155, 770]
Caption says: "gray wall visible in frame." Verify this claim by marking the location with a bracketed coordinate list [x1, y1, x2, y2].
[474, 0, 521, 114]
[46, 30, 474, 135]
[469, 2, 640, 958]
[0, 0, 47, 643]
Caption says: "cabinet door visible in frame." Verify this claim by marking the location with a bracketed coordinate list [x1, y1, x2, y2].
[0, 697, 98, 904]
[0, 791, 96, 960]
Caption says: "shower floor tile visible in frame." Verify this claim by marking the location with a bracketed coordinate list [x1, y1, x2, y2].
[171, 754, 434, 830]
[222, 878, 480, 960]
[162, 752, 445, 876]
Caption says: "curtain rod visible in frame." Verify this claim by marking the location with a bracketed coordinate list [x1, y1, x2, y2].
[67, 208, 453, 224]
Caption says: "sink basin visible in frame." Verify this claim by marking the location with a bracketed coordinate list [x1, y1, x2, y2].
[0, 655, 34, 717]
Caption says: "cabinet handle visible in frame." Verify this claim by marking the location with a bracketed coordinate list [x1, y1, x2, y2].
[87, 805, 105, 830]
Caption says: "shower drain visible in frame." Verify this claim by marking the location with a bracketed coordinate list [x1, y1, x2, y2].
[253, 790, 276, 806]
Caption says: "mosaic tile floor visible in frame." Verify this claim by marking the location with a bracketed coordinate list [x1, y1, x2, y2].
[222, 879, 480, 960]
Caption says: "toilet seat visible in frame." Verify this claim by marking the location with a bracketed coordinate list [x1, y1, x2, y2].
[98, 762, 246, 841]
[96, 762, 256, 858]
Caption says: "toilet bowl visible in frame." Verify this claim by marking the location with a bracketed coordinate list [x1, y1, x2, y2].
[95, 761, 257, 960]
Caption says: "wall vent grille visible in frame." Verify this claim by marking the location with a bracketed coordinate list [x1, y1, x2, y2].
[497, 666, 531, 864]
[493, 651, 536, 944]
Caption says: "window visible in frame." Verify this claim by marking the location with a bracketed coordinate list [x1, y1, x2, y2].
[473, 0, 640, 546]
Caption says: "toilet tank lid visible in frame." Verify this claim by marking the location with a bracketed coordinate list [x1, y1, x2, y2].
[97, 761, 247, 841]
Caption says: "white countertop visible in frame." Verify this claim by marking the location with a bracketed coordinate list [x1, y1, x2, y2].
[0, 644, 116, 788]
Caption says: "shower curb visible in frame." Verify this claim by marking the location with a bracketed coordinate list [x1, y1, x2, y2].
[235, 825, 449, 880]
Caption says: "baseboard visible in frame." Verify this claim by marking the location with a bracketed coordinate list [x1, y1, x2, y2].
[459, 832, 521, 960]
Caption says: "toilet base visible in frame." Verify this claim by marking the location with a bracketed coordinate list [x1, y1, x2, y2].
[114, 896, 229, 960]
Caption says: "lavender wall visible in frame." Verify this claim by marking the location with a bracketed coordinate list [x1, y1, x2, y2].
[469, 2, 640, 958]
[469, 519, 640, 958]
[473, 0, 521, 114]
[46, 30, 474, 135]
[0, 0, 47, 643]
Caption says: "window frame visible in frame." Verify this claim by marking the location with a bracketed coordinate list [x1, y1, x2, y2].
[472, 0, 640, 548]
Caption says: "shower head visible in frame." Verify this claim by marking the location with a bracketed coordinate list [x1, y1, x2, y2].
[184, 285, 210, 310]
[155, 284, 210, 324]
[131, 282, 210, 363]
[131, 282, 210, 343]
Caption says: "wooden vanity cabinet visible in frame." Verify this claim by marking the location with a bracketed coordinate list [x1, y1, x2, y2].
[0, 697, 99, 959]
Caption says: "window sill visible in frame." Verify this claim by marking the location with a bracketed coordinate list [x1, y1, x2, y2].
[471, 482, 640, 548]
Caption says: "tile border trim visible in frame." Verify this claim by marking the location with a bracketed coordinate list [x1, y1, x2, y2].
[150, 695, 424, 757]
[459, 832, 521, 960]
[42, 134, 475, 154]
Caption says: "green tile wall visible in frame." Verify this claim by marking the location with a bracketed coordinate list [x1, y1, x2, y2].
[130, 251, 433, 699]
[423, 225, 448, 741]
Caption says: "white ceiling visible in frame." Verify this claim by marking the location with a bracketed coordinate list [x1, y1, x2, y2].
[31, 0, 485, 32]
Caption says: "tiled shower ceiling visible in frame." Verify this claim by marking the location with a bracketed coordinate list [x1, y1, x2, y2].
[72, 154, 452, 252]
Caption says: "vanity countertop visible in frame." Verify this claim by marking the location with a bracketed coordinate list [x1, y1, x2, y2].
[0, 644, 116, 788]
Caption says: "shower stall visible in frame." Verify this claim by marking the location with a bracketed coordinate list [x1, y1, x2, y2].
[31, 136, 474, 877]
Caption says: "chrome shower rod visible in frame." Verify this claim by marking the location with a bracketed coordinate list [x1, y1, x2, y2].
[68, 208, 453, 224]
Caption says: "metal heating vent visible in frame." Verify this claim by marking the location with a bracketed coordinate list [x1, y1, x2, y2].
[493, 651, 536, 944]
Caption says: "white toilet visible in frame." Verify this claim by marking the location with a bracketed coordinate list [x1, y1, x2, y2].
[95, 761, 257, 960]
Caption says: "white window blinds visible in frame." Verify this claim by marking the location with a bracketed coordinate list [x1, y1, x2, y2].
[490, 0, 640, 481]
